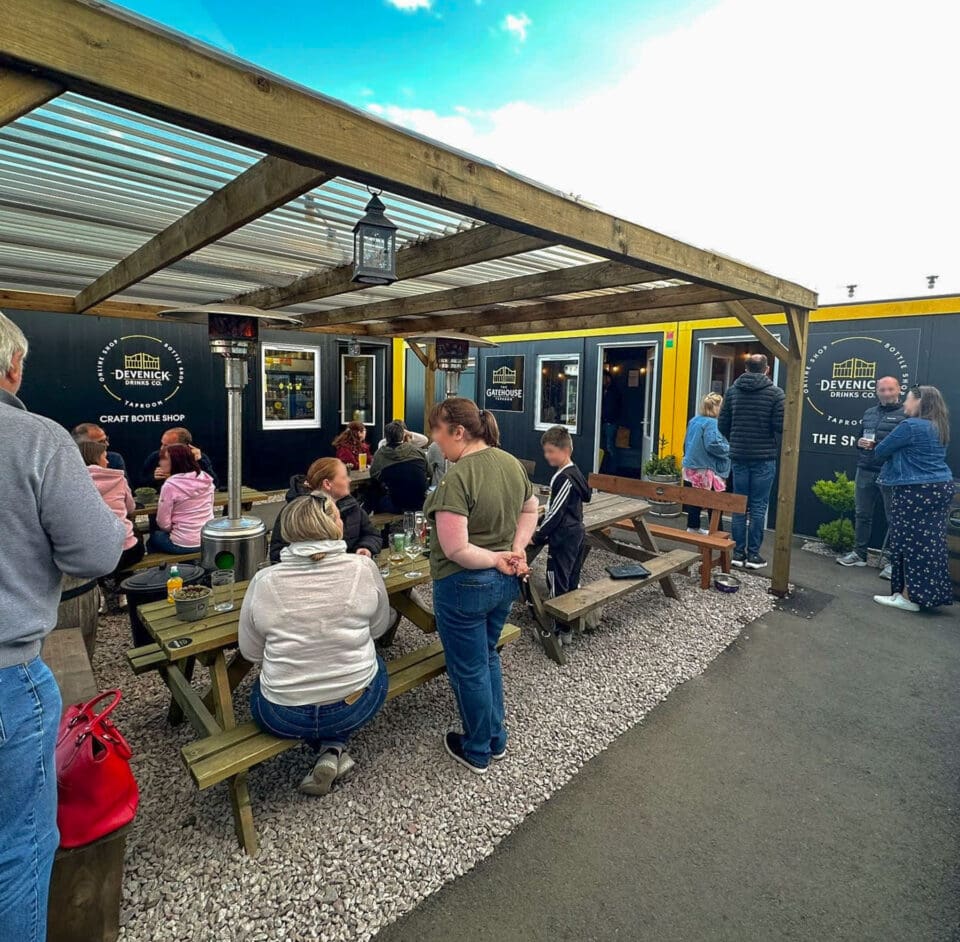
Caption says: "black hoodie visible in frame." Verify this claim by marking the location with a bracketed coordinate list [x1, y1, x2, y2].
[531, 463, 591, 546]
[268, 474, 382, 562]
[717, 372, 785, 463]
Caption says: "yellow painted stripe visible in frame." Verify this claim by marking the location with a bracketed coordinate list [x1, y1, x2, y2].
[391, 338, 405, 421]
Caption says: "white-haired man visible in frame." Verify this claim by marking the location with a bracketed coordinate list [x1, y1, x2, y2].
[0, 311, 125, 941]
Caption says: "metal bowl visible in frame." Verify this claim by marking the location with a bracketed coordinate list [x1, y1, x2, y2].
[714, 573, 742, 594]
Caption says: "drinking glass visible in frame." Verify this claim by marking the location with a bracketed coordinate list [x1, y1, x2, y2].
[862, 430, 876, 442]
[390, 531, 406, 562]
[403, 511, 417, 534]
[211, 569, 235, 612]
[404, 530, 422, 577]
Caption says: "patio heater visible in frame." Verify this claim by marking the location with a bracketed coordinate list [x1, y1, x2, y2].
[159, 304, 302, 579]
[405, 331, 498, 399]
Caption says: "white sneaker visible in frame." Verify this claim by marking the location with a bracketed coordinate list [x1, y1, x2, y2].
[686, 527, 700, 534]
[699, 528, 711, 536]
[873, 592, 920, 613]
[879, 565, 892, 580]
[336, 752, 356, 781]
[299, 751, 340, 796]
[837, 552, 866, 567]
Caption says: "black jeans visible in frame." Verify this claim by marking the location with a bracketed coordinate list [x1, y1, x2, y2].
[854, 469, 891, 561]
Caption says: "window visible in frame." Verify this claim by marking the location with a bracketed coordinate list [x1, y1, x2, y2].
[341, 354, 377, 426]
[261, 344, 320, 430]
[536, 354, 579, 432]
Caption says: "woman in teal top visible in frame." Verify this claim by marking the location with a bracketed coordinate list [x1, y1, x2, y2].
[872, 385, 954, 612]
[424, 397, 539, 773]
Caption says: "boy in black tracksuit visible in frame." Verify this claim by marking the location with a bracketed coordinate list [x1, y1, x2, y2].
[531, 426, 591, 644]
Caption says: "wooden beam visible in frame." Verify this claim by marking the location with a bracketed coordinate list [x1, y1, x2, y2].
[368, 283, 741, 337]
[422, 343, 437, 433]
[770, 306, 811, 597]
[0, 0, 817, 310]
[233, 225, 550, 310]
[0, 66, 61, 127]
[405, 339, 429, 369]
[724, 300, 791, 362]
[74, 156, 332, 311]
[474, 300, 783, 339]
[300, 260, 663, 329]
[0, 288, 168, 320]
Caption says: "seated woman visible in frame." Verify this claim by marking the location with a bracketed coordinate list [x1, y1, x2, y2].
[146, 444, 215, 554]
[269, 457, 382, 563]
[332, 420, 372, 471]
[239, 493, 391, 795]
[370, 420, 429, 513]
[79, 438, 145, 575]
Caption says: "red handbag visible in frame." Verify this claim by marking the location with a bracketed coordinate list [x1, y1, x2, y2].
[55, 689, 140, 848]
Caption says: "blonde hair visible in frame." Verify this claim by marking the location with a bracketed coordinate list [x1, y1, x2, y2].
[279, 493, 343, 557]
[700, 392, 723, 417]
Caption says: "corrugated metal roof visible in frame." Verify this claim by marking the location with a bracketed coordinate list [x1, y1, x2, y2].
[0, 91, 678, 315]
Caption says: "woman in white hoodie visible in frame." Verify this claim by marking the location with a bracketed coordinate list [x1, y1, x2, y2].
[146, 444, 215, 554]
[78, 439, 145, 573]
[239, 492, 391, 796]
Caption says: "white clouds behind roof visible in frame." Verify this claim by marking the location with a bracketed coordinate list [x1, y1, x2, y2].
[503, 12, 533, 42]
[368, 0, 960, 303]
[385, 0, 432, 11]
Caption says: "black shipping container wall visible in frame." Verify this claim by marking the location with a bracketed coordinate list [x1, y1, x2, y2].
[6, 309, 392, 491]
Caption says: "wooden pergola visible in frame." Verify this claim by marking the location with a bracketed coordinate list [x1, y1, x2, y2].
[0, 0, 816, 595]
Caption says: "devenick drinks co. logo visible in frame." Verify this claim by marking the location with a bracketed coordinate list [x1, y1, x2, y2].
[97, 335, 185, 423]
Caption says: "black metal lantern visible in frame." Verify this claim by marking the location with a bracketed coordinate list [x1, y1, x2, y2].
[352, 191, 398, 285]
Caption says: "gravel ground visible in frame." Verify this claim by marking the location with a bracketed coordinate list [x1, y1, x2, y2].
[93, 549, 773, 942]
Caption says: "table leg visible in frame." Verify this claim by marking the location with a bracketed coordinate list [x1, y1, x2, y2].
[167, 656, 195, 726]
[392, 591, 436, 633]
[208, 651, 237, 730]
[519, 580, 565, 666]
[631, 514, 681, 601]
[201, 651, 252, 716]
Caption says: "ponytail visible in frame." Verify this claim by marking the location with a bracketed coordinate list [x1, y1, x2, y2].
[428, 397, 499, 446]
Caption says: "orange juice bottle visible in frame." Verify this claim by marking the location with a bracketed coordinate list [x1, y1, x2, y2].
[166, 565, 183, 603]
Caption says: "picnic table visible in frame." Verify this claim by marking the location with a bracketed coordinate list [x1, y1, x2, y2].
[132, 547, 436, 853]
[133, 485, 268, 518]
[348, 468, 371, 490]
[523, 488, 698, 665]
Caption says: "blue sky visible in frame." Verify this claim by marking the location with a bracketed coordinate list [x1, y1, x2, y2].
[110, 0, 959, 302]
[112, 0, 710, 113]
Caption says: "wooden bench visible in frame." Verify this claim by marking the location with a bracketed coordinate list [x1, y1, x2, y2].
[43, 628, 127, 942]
[542, 549, 699, 630]
[128, 549, 201, 573]
[589, 474, 747, 589]
[178, 623, 521, 846]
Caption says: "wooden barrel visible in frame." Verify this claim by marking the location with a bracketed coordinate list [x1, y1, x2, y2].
[948, 482, 960, 600]
[56, 575, 100, 657]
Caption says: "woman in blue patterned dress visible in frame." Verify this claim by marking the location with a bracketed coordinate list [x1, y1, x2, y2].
[872, 385, 954, 612]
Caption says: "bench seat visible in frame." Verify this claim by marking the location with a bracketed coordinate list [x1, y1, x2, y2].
[180, 623, 521, 791]
[125, 642, 169, 675]
[128, 550, 201, 572]
[543, 549, 698, 623]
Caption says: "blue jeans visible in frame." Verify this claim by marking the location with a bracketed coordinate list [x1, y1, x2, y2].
[0, 657, 62, 942]
[433, 568, 519, 767]
[146, 530, 200, 554]
[730, 459, 777, 556]
[249, 656, 388, 753]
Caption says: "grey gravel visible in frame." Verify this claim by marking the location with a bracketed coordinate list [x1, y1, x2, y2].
[91, 547, 773, 942]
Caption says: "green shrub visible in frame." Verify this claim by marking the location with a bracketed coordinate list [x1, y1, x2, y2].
[812, 472, 855, 515]
[817, 517, 855, 552]
[812, 471, 856, 550]
[643, 436, 680, 477]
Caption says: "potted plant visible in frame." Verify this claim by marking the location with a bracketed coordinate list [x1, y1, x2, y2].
[643, 435, 682, 517]
[173, 584, 213, 622]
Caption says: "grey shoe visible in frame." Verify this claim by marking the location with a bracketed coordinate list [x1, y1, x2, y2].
[557, 629, 574, 646]
[879, 564, 892, 580]
[837, 551, 866, 567]
[336, 751, 356, 781]
[299, 751, 340, 796]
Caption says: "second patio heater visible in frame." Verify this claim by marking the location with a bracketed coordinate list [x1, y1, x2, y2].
[160, 304, 301, 580]
[405, 331, 498, 399]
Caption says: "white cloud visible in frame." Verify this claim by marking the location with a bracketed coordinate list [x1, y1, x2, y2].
[385, 0, 432, 11]
[368, 0, 960, 304]
[503, 13, 532, 42]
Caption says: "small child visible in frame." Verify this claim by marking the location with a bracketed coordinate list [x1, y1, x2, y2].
[531, 426, 591, 645]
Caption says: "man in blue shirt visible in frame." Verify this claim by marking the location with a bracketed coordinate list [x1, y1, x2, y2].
[836, 376, 905, 576]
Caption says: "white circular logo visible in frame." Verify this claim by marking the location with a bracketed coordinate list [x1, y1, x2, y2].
[97, 335, 184, 409]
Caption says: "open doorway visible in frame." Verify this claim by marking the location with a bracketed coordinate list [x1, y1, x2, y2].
[595, 342, 658, 478]
[696, 335, 782, 403]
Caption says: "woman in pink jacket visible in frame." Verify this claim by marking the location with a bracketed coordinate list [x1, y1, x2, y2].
[78, 438, 145, 573]
[147, 444, 215, 554]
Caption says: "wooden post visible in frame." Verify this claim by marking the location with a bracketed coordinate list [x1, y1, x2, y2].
[423, 343, 437, 433]
[770, 306, 811, 596]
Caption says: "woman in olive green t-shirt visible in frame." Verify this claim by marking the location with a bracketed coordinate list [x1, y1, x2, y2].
[424, 397, 539, 774]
